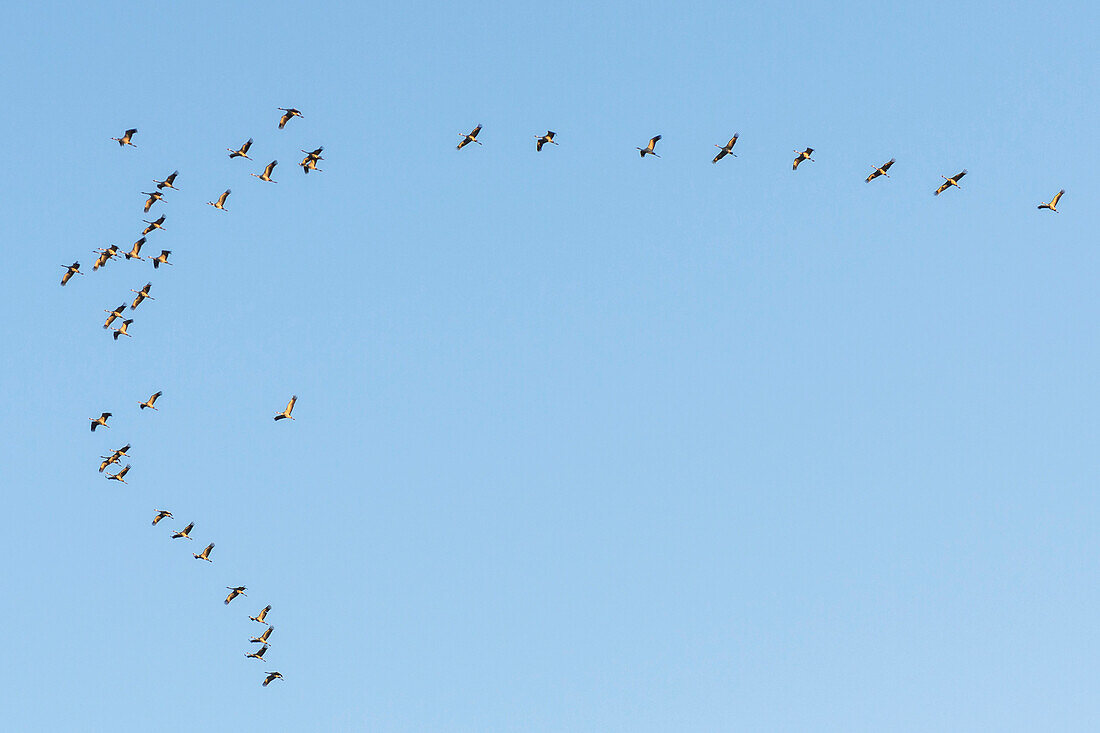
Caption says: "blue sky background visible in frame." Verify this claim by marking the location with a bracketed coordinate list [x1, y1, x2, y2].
[2, 1, 1098, 730]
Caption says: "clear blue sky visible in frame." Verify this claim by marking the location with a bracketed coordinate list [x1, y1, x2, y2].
[2, 1, 1098, 730]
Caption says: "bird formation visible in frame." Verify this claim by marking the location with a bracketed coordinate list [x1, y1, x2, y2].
[74, 109, 1067, 692]
[68, 107, 317, 688]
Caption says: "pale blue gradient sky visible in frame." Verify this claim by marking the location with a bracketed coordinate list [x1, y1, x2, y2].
[2, 1, 1099, 730]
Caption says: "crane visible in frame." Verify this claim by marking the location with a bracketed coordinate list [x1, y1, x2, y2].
[866, 159, 895, 182]
[457, 124, 483, 150]
[106, 464, 131, 484]
[125, 238, 146, 261]
[251, 161, 278, 183]
[142, 191, 165, 213]
[138, 390, 162, 410]
[262, 671, 283, 687]
[274, 395, 297, 421]
[228, 138, 253, 159]
[99, 443, 130, 472]
[61, 262, 82, 286]
[93, 245, 119, 271]
[171, 522, 194, 540]
[637, 135, 661, 158]
[152, 510, 173, 526]
[194, 543, 214, 562]
[1038, 189, 1065, 212]
[278, 108, 303, 129]
[299, 147, 323, 174]
[250, 626, 274, 645]
[152, 250, 173, 269]
[89, 412, 112, 432]
[130, 283, 154, 310]
[112, 319, 134, 340]
[934, 169, 967, 195]
[225, 586, 247, 605]
[103, 304, 127, 329]
[712, 134, 739, 163]
[207, 189, 231, 210]
[535, 131, 558, 151]
[153, 171, 180, 190]
[249, 605, 272, 624]
[246, 645, 269, 660]
[111, 129, 138, 147]
[141, 216, 166, 236]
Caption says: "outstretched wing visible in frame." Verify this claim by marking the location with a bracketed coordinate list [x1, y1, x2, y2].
[286, 395, 297, 414]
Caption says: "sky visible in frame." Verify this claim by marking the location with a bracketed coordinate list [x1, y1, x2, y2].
[2, 1, 1099, 730]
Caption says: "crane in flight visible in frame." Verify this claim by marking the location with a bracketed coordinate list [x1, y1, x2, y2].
[111, 129, 138, 147]
[250, 626, 274, 645]
[112, 319, 134, 340]
[130, 283, 154, 310]
[262, 671, 283, 687]
[61, 262, 82, 286]
[152, 510, 173, 526]
[793, 148, 814, 170]
[225, 586, 247, 605]
[1038, 189, 1065, 212]
[152, 250, 173, 269]
[228, 138, 253, 159]
[207, 189, 231, 210]
[251, 161, 278, 183]
[193, 543, 214, 562]
[142, 191, 165, 213]
[103, 303, 127, 329]
[153, 171, 180, 190]
[171, 522, 195, 540]
[866, 159, 895, 182]
[457, 124, 483, 150]
[249, 605, 272, 624]
[637, 135, 661, 158]
[106, 464, 131, 484]
[125, 238, 146, 261]
[89, 412, 112, 432]
[278, 108, 303, 129]
[246, 645, 269, 660]
[274, 396, 297, 421]
[934, 169, 967, 195]
[138, 390, 162, 410]
[712, 134, 739, 163]
[536, 131, 558, 151]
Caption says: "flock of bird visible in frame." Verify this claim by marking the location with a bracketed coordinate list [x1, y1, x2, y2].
[72, 108, 322, 688]
[68, 110, 1069, 691]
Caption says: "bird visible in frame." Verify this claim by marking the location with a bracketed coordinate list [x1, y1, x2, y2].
[228, 138, 254, 159]
[262, 671, 283, 687]
[274, 395, 297, 421]
[866, 158, 896, 182]
[299, 147, 323, 174]
[207, 189, 231, 210]
[712, 134, 739, 163]
[125, 237, 146, 261]
[249, 605, 272, 624]
[793, 148, 815, 170]
[251, 161, 278, 183]
[89, 412, 112, 431]
[152, 510, 173, 525]
[106, 464, 131, 484]
[61, 262, 82, 286]
[98, 443, 130, 472]
[1038, 189, 1065, 212]
[535, 131, 558, 151]
[457, 124, 483, 150]
[278, 108, 303, 129]
[92, 245, 120, 271]
[153, 171, 180, 190]
[151, 250, 173, 269]
[250, 626, 274, 645]
[111, 128, 138, 147]
[225, 586, 247, 605]
[171, 522, 195, 540]
[246, 645, 269, 660]
[935, 169, 967, 195]
[103, 304, 127, 329]
[138, 390, 162, 410]
[637, 135, 662, 158]
[130, 283, 154, 310]
[112, 319, 134, 340]
[141, 216, 165, 236]
[141, 191, 165, 213]
[194, 543, 214, 562]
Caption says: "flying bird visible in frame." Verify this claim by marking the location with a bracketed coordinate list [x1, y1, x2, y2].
[935, 169, 967, 195]
[299, 147, 323, 173]
[106, 464, 131, 484]
[125, 237, 146, 261]
[141, 216, 166, 236]
[250, 626, 274, 645]
[262, 671, 283, 687]
[111, 129, 138, 147]
[712, 134, 739, 163]
[152, 250, 173, 269]
[535, 131, 558, 151]
[141, 191, 164, 213]
[274, 395, 297, 421]
[866, 158, 896, 182]
[93, 245, 120, 271]
[457, 124, 483, 150]
[171, 522, 194, 540]
[793, 148, 815, 170]
[637, 135, 662, 158]
[207, 189, 231, 210]
[153, 171, 180, 190]
[138, 390, 162, 410]
[249, 605, 272, 624]
[228, 138, 253, 159]
[98, 443, 130, 472]
[1038, 189, 1065, 212]
[112, 319, 134, 340]
[61, 262, 82, 286]
[103, 304, 127, 329]
[152, 510, 173, 525]
[251, 161, 278, 182]
[194, 543, 214, 562]
[225, 586, 247, 605]
[246, 645, 269, 660]
[130, 283, 154, 309]
[278, 108, 303, 129]
[89, 412, 112, 431]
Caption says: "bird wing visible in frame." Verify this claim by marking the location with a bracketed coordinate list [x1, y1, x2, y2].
[150, 391, 162, 403]
[183, 522, 194, 533]
[934, 181, 947, 195]
[242, 138, 253, 153]
[649, 135, 661, 149]
[265, 161, 277, 176]
[126, 129, 137, 137]
[286, 395, 297, 414]
[953, 170, 967, 181]
[219, 190, 230, 205]
[882, 159, 895, 171]
[471, 124, 482, 136]
[727, 135, 738, 148]
[1051, 189, 1064, 206]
